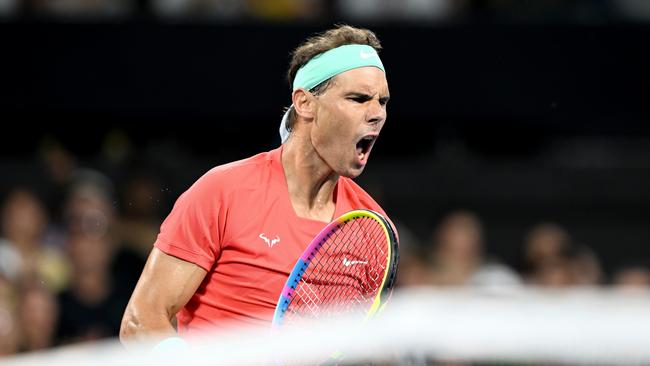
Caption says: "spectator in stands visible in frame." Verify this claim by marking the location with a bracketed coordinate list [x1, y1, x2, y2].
[396, 245, 432, 287]
[17, 279, 59, 351]
[0, 275, 20, 356]
[613, 264, 650, 289]
[56, 171, 135, 343]
[523, 223, 603, 287]
[522, 222, 571, 283]
[528, 256, 575, 287]
[571, 245, 603, 285]
[428, 210, 520, 289]
[56, 232, 124, 343]
[0, 188, 70, 293]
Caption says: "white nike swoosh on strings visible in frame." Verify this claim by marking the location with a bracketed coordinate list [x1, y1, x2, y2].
[359, 50, 377, 59]
[343, 257, 368, 267]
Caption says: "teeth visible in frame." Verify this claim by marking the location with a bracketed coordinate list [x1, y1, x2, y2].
[356, 136, 375, 161]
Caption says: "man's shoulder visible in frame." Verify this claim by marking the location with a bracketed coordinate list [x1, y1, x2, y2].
[207, 150, 272, 178]
[187, 149, 277, 196]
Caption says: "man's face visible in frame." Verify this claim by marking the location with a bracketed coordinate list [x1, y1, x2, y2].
[310, 66, 390, 178]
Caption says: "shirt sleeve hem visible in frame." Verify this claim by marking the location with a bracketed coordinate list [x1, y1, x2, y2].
[154, 237, 213, 272]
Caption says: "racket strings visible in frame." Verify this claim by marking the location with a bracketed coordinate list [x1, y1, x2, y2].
[285, 216, 389, 324]
[318, 219, 385, 300]
[305, 220, 378, 307]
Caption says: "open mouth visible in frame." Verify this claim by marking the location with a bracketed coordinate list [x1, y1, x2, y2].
[355, 135, 377, 162]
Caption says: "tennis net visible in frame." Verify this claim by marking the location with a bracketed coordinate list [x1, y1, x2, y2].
[3, 288, 650, 365]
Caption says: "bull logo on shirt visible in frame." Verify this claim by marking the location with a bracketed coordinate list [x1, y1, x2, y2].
[259, 233, 280, 248]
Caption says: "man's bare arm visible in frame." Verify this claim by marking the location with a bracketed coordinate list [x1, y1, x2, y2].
[120, 247, 207, 348]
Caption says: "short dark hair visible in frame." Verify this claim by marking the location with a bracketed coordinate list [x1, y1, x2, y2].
[284, 24, 382, 132]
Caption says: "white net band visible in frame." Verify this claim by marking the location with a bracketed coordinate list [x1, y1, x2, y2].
[4, 288, 650, 366]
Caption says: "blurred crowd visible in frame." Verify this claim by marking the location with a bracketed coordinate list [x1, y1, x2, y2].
[0, 136, 649, 358]
[1, 0, 650, 22]
[0, 138, 164, 355]
[396, 211, 650, 290]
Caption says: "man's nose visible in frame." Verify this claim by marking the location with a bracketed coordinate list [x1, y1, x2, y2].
[366, 100, 386, 125]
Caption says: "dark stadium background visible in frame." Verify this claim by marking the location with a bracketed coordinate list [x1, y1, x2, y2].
[1, 2, 649, 280]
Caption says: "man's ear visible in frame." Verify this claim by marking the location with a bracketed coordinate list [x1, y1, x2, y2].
[292, 89, 315, 120]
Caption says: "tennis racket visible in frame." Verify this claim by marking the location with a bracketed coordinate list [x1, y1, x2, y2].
[272, 209, 399, 328]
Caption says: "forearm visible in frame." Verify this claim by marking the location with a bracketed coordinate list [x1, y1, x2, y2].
[119, 248, 207, 349]
[119, 301, 178, 349]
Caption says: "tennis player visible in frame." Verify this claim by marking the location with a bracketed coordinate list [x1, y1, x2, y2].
[120, 24, 393, 348]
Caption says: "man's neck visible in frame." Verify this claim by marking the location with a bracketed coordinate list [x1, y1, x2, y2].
[281, 137, 338, 222]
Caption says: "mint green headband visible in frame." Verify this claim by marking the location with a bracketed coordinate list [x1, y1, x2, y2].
[292, 44, 385, 91]
[280, 44, 386, 142]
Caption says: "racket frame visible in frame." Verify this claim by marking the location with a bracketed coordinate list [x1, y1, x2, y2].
[272, 209, 399, 328]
